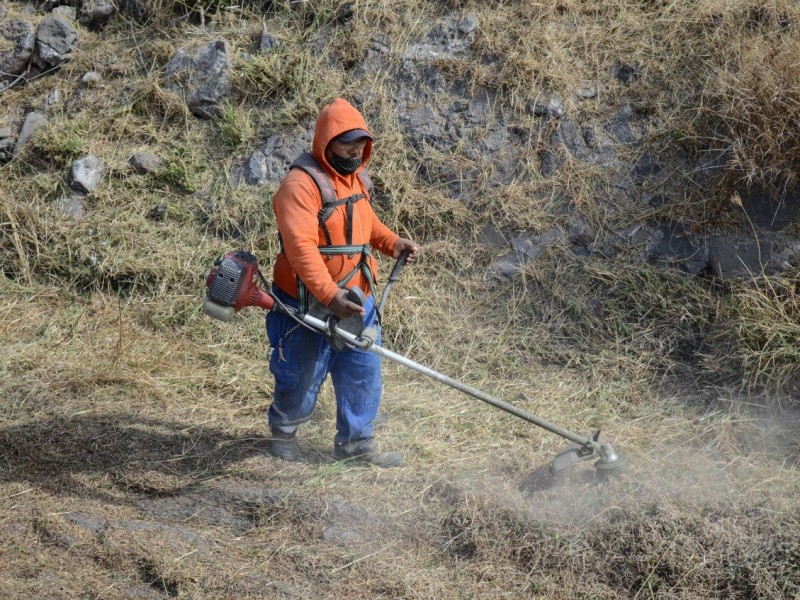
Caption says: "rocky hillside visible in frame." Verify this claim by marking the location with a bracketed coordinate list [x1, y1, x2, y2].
[3, 0, 800, 393]
[2, 1, 800, 598]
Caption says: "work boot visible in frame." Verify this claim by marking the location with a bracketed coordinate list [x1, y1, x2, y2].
[269, 428, 301, 461]
[334, 438, 403, 468]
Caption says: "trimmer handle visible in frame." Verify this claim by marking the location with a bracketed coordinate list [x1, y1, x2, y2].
[387, 249, 411, 283]
[377, 249, 411, 318]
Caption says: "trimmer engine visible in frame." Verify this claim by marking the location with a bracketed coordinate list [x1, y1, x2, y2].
[202, 249, 274, 322]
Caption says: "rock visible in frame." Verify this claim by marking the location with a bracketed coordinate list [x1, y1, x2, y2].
[529, 95, 565, 118]
[649, 224, 708, 275]
[540, 148, 562, 178]
[129, 151, 162, 174]
[45, 88, 61, 105]
[258, 25, 279, 53]
[480, 222, 508, 248]
[567, 212, 596, 247]
[738, 184, 800, 231]
[165, 40, 231, 120]
[354, 35, 391, 75]
[81, 70, 101, 85]
[555, 121, 613, 167]
[77, 0, 116, 27]
[611, 62, 639, 84]
[403, 106, 443, 143]
[510, 229, 563, 260]
[147, 204, 166, 221]
[572, 84, 598, 100]
[457, 14, 478, 34]
[632, 151, 661, 181]
[605, 105, 639, 145]
[492, 252, 525, 278]
[32, 15, 78, 71]
[0, 19, 35, 83]
[240, 132, 311, 186]
[56, 192, 86, 220]
[709, 234, 771, 280]
[51, 5, 77, 19]
[483, 127, 508, 153]
[69, 155, 104, 194]
[14, 111, 48, 156]
[558, 120, 591, 162]
[467, 89, 492, 123]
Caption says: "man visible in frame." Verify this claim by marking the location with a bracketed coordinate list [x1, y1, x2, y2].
[267, 98, 420, 467]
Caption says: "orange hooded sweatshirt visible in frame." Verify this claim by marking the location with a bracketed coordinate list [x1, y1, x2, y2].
[272, 98, 400, 306]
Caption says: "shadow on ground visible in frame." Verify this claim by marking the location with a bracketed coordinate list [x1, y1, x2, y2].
[0, 412, 334, 499]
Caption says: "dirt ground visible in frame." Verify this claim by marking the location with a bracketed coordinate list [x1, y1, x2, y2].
[2, 297, 798, 598]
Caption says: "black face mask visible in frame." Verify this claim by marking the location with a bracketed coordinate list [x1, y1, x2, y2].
[330, 153, 362, 175]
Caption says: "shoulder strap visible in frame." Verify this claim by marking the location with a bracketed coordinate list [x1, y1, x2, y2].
[290, 152, 337, 206]
[357, 170, 374, 202]
[291, 152, 374, 205]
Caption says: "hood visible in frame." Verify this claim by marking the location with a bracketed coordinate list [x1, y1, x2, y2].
[312, 98, 373, 179]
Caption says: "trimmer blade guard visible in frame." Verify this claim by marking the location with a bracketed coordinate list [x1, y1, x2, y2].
[550, 442, 595, 475]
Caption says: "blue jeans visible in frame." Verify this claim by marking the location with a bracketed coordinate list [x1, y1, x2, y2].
[266, 286, 382, 445]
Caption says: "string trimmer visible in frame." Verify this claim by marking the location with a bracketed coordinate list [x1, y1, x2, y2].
[202, 249, 629, 477]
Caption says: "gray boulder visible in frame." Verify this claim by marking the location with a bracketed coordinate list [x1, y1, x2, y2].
[458, 14, 478, 34]
[69, 155, 104, 194]
[528, 95, 565, 118]
[572, 84, 598, 101]
[0, 127, 14, 162]
[45, 87, 62, 105]
[542, 120, 616, 175]
[165, 40, 232, 120]
[77, 0, 116, 27]
[709, 234, 771, 280]
[479, 222, 508, 248]
[605, 104, 640, 145]
[240, 132, 312, 186]
[51, 5, 77, 19]
[130, 152, 162, 175]
[739, 184, 800, 231]
[650, 223, 708, 275]
[491, 253, 525, 278]
[0, 19, 35, 83]
[33, 15, 78, 71]
[14, 111, 48, 156]
[258, 24, 279, 53]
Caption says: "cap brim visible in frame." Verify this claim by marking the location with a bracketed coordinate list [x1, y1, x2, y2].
[336, 129, 372, 143]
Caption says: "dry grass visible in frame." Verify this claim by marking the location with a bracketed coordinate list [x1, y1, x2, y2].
[2, 0, 800, 597]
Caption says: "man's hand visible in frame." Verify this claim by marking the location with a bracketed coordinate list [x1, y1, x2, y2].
[393, 238, 421, 263]
[327, 288, 366, 320]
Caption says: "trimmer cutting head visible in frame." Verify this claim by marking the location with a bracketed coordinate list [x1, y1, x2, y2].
[594, 442, 629, 476]
[550, 434, 628, 477]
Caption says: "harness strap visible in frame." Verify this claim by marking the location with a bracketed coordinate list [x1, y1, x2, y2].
[318, 193, 364, 247]
[285, 152, 377, 314]
[297, 244, 375, 315]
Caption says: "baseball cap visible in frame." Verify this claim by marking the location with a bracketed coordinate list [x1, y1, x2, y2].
[336, 129, 372, 143]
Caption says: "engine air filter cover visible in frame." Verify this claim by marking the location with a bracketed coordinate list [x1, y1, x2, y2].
[208, 257, 245, 306]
